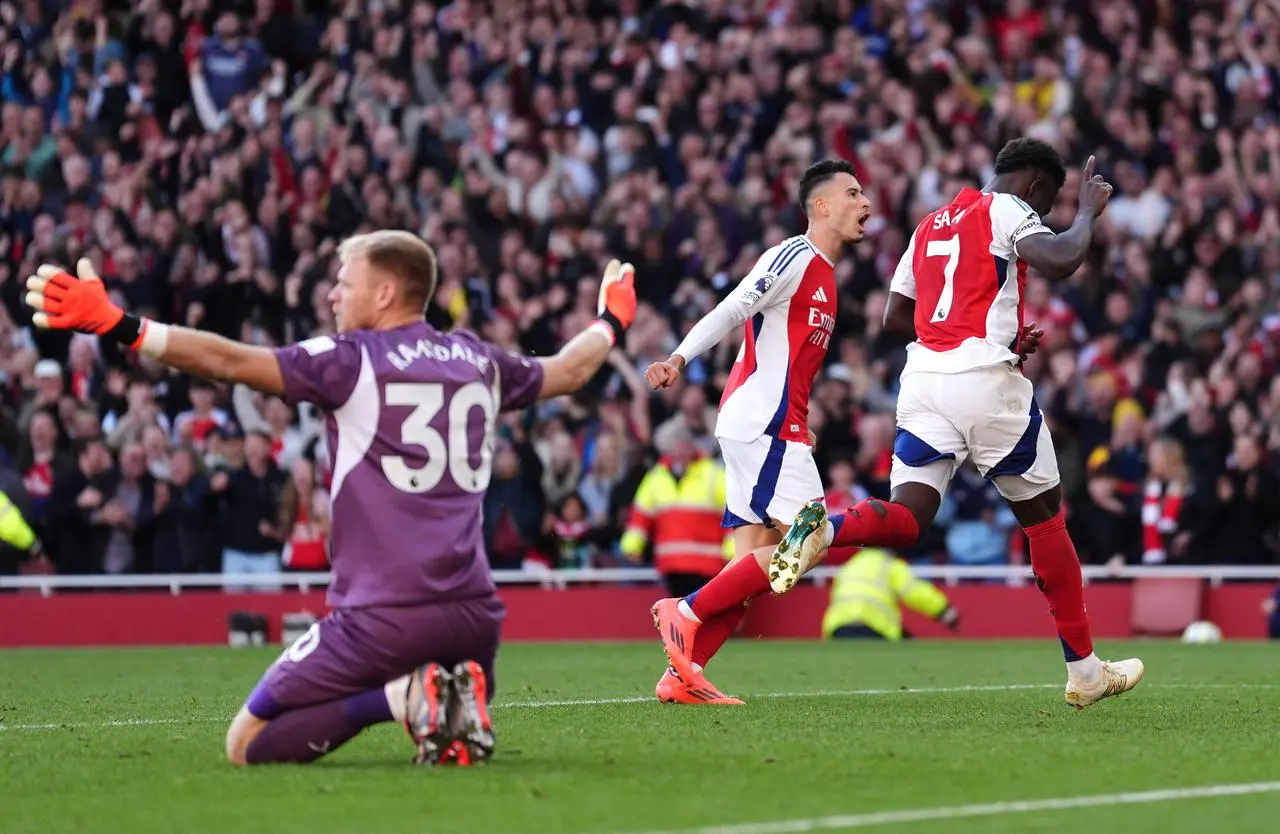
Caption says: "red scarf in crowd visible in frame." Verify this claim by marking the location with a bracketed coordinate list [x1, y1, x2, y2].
[1141, 480, 1183, 564]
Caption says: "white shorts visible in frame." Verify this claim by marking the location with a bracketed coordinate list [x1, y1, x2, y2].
[891, 363, 1060, 503]
[720, 435, 825, 529]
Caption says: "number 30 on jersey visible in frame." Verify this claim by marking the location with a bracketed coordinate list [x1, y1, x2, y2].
[380, 382, 497, 495]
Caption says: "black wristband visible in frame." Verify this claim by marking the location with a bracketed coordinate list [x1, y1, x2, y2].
[596, 310, 626, 346]
[105, 313, 144, 347]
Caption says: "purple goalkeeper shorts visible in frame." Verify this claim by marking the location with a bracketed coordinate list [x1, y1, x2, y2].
[246, 595, 504, 720]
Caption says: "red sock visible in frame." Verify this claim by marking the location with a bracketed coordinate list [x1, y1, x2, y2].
[687, 556, 770, 621]
[829, 499, 920, 548]
[1026, 511, 1093, 661]
[692, 604, 749, 667]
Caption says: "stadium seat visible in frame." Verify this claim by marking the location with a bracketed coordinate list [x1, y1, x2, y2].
[1130, 577, 1204, 636]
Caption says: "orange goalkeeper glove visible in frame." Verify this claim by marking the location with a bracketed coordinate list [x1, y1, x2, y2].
[24, 259, 147, 348]
[593, 258, 637, 346]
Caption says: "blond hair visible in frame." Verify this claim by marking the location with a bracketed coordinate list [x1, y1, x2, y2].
[1149, 436, 1189, 486]
[337, 230, 438, 312]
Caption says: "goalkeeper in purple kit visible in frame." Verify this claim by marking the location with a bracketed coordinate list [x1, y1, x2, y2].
[25, 231, 638, 767]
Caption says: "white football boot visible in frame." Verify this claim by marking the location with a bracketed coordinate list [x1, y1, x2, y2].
[768, 500, 829, 594]
[1065, 658, 1145, 709]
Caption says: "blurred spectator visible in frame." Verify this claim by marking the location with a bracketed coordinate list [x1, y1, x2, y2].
[1140, 437, 1191, 565]
[823, 459, 870, 515]
[547, 494, 593, 570]
[141, 423, 170, 481]
[205, 422, 246, 473]
[1179, 435, 1280, 565]
[822, 547, 960, 640]
[151, 444, 219, 574]
[620, 427, 730, 597]
[1265, 587, 1280, 639]
[653, 385, 718, 458]
[103, 375, 170, 450]
[538, 430, 583, 510]
[16, 358, 62, 433]
[276, 455, 328, 571]
[213, 430, 285, 587]
[0, 481, 42, 574]
[194, 11, 266, 119]
[96, 441, 157, 575]
[232, 388, 318, 469]
[172, 379, 228, 448]
[42, 438, 114, 574]
[14, 406, 67, 524]
[577, 431, 628, 538]
[484, 439, 542, 569]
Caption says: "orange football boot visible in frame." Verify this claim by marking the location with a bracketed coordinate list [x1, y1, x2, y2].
[651, 598, 700, 682]
[655, 668, 744, 705]
[438, 739, 473, 766]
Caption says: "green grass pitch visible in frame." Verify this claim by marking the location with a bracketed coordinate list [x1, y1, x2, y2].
[2, 640, 1280, 834]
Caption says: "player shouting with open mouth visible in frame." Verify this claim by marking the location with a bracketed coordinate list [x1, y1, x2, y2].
[645, 160, 871, 703]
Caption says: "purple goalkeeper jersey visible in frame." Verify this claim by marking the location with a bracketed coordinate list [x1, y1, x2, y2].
[272, 323, 544, 608]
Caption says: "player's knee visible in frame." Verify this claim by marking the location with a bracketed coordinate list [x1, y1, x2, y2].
[733, 522, 780, 556]
[887, 485, 941, 539]
[1007, 483, 1062, 529]
[225, 707, 266, 767]
[225, 724, 249, 766]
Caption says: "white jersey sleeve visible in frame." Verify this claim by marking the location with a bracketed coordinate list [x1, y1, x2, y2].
[888, 230, 919, 300]
[989, 192, 1051, 258]
[672, 240, 806, 363]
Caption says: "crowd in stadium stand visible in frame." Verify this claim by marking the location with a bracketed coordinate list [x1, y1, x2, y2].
[2, 0, 1279, 578]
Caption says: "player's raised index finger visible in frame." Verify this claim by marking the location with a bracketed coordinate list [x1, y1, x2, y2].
[1083, 155, 1095, 179]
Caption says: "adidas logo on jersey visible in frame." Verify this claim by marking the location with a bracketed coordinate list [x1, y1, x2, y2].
[811, 287, 829, 303]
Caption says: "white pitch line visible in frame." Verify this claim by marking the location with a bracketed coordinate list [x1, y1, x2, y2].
[496, 683, 1058, 709]
[1, 682, 1275, 732]
[495, 681, 1280, 709]
[0, 683, 1057, 730]
[622, 781, 1280, 834]
[0, 717, 204, 731]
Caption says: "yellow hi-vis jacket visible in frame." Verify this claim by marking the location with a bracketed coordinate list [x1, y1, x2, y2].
[822, 548, 950, 640]
[0, 490, 37, 554]
[620, 457, 733, 577]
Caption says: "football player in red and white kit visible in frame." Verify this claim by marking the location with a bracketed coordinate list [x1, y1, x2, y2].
[644, 160, 871, 704]
[771, 139, 1144, 709]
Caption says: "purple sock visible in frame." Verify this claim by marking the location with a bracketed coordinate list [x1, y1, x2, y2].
[245, 688, 395, 765]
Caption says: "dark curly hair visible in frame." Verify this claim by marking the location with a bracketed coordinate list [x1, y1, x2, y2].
[994, 138, 1067, 189]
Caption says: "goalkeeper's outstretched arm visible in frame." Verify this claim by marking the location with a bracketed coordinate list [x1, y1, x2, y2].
[27, 257, 639, 403]
[26, 259, 286, 394]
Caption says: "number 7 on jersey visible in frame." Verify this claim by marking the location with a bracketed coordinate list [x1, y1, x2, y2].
[925, 235, 959, 323]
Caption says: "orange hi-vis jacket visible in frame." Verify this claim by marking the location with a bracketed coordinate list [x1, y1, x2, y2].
[620, 456, 733, 577]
